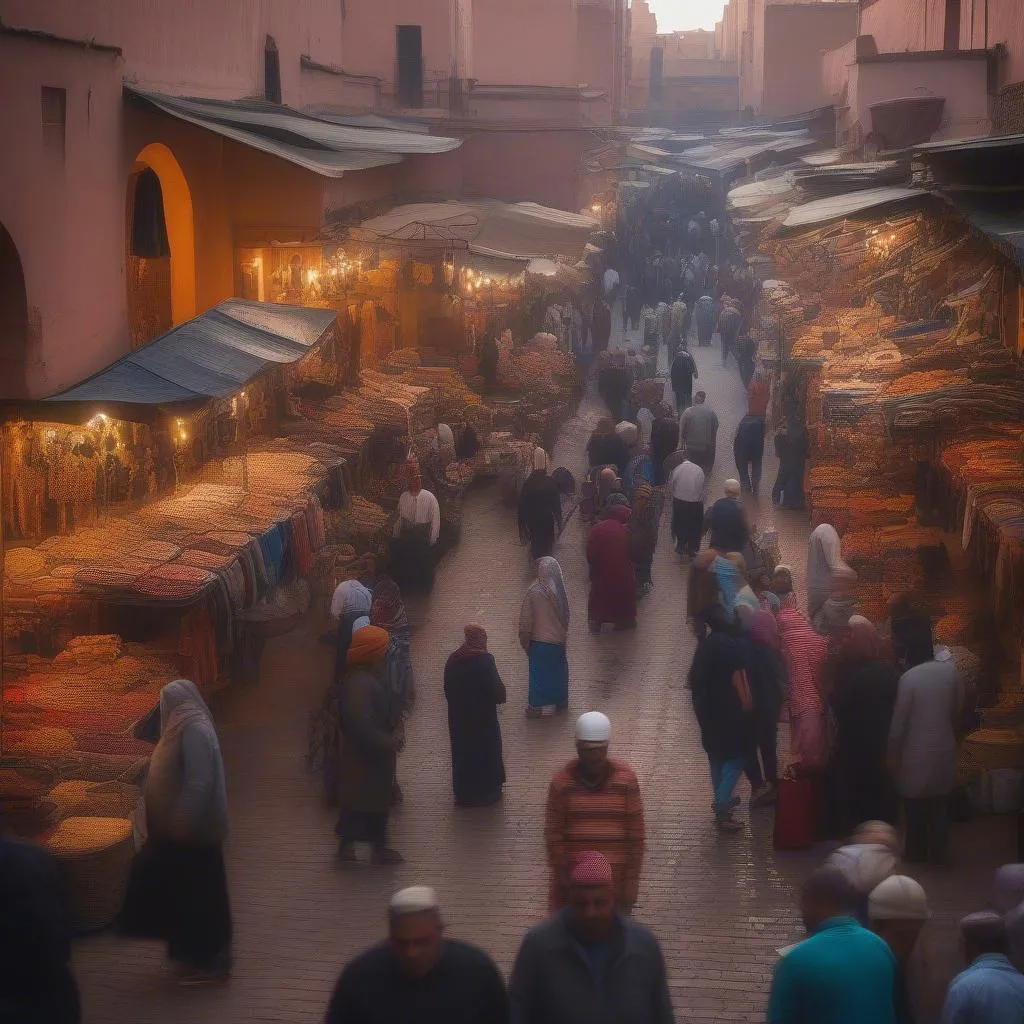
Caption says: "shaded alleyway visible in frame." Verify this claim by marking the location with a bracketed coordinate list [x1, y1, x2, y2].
[75, 322, 1014, 1023]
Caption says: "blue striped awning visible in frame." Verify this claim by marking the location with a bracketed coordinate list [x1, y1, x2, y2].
[46, 300, 337, 406]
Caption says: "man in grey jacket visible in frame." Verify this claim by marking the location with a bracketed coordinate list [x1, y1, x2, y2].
[509, 850, 674, 1024]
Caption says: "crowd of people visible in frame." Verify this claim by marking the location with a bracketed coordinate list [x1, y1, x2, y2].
[7, 224, 1024, 1024]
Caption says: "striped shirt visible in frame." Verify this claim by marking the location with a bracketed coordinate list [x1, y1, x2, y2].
[545, 758, 645, 908]
[777, 607, 829, 715]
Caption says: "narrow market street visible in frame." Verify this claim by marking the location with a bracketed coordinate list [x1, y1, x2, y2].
[73, 321, 1013, 1024]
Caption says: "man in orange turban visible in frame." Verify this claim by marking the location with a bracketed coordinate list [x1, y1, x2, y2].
[336, 624, 405, 865]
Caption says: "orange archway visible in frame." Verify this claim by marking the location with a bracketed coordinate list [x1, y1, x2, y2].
[0, 222, 30, 399]
[131, 142, 196, 326]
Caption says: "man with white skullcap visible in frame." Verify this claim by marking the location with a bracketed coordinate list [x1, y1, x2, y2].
[942, 910, 1024, 1023]
[510, 850, 673, 1024]
[868, 875, 930, 1024]
[544, 712, 645, 914]
[323, 885, 508, 1023]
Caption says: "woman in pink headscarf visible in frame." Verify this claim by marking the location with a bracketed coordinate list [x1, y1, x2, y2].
[777, 603, 830, 772]
[586, 503, 637, 631]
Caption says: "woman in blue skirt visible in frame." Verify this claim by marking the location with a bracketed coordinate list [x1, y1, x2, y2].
[518, 556, 570, 717]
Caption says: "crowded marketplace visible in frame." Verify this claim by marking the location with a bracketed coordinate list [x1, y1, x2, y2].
[4, 2, 1024, 1023]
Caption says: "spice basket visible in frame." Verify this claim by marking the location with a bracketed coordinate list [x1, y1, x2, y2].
[45, 816, 135, 931]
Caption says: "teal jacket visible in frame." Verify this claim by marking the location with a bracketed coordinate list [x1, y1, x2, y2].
[768, 916, 896, 1024]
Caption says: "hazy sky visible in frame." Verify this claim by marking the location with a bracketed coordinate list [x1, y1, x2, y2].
[650, 0, 728, 32]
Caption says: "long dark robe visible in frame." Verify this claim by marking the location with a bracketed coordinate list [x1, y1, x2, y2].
[830, 655, 900, 831]
[586, 519, 636, 624]
[689, 629, 748, 759]
[121, 835, 232, 971]
[517, 470, 562, 559]
[0, 837, 80, 1024]
[444, 651, 507, 806]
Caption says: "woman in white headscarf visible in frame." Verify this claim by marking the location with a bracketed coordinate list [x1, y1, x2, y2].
[121, 680, 232, 983]
[519, 555, 570, 717]
[516, 447, 562, 559]
[807, 523, 852, 620]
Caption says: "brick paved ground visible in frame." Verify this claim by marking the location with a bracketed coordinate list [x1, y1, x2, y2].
[75, 320, 1014, 1023]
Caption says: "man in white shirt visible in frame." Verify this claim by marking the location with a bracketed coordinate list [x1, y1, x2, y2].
[668, 456, 705, 558]
[390, 457, 441, 593]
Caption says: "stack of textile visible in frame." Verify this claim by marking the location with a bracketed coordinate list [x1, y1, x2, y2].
[383, 347, 421, 371]
[392, 366, 484, 427]
[352, 371, 434, 436]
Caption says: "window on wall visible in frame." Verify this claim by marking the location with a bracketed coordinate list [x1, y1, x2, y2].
[41, 86, 66, 157]
[265, 35, 282, 103]
[396, 25, 424, 108]
[944, 0, 962, 51]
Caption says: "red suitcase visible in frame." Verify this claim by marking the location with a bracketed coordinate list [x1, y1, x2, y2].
[773, 774, 818, 850]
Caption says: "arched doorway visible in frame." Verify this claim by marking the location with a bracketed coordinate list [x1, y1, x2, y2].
[0, 222, 30, 399]
[126, 143, 196, 347]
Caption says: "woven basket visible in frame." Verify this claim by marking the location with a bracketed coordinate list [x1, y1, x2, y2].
[46, 816, 135, 931]
[963, 730, 1024, 771]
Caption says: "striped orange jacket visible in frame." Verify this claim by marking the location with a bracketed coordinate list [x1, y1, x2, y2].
[544, 757, 645, 910]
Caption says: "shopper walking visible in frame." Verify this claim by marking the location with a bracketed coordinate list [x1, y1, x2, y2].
[733, 413, 766, 499]
[586, 503, 637, 631]
[545, 713, 645, 912]
[717, 299, 743, 367]
[830, 617, 900, 833]
[519, 556, 570, 717]
[334, 625, 405, 865]
[390, 457, 441, 594]
[628, 482, 659, 598]
[510, 851, 673, 1024]
[668, 453, 705, 558]
[679, 392, 719, 480]
[121, 680, 232, 984]
[444, 624, 506, 807]
[517, 447, 563, 559]
[689, 605, 752, 830]
[742, 609, 788, 807]
[869, 875, 931, 1024]
[694, 294, 716, 346]
[807, 524, 853, 621]
[777, 603, 830, 773]
[942, 912, 1024, 1023]
[670, 344, 699, 413]
[888, 630, 963, 865]
[324, 886, 508, 1023]
[768, 866, 897, 1024]
[704, 479, 750, 554]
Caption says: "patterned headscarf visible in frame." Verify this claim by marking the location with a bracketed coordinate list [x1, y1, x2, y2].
[371, 578, 410, 640]
[535, 555, 570, 627]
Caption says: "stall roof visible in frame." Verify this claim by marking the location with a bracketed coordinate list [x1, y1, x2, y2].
[127, 89, 461, 178]
[351, 200, 599, 261]
[781, 185, 928, 230]
[912, 132, 1024, 155]
[939, 194, 1024, 269]
[727, 174, 795, 209]
[674, 132, 815, 175]
[45, 300, 338, 407]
